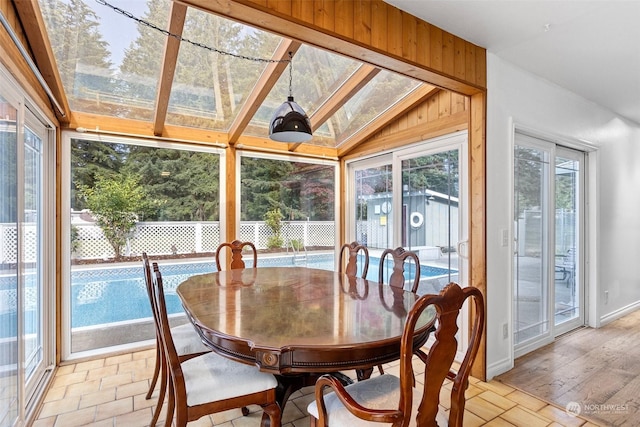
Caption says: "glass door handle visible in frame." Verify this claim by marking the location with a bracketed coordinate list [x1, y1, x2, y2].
[457, 240, 468, 260]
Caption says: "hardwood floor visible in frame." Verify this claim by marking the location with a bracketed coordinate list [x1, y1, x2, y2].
[496, 309, 640, 427]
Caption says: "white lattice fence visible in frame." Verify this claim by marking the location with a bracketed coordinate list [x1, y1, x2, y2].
[200, 223, 221, 252]
[1, 224, 18, 263]
[74, 224, 115, 259]
[132, 222, 204, 255]
[68, 221, 335, 259]
[238, 222, 265, 249]
[1, 224, 38, 264]
[239, 221, 335, 249]
[23, 225, 38, 263]
[73, 222, 222, 259]
[306, 222, 335, 246]
[282, 222, 304, 246]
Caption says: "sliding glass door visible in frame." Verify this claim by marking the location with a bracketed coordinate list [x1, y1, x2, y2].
[400, 147, 463, 293]
[347, 131, 467, 292]
[0, 93, 19, 427]
[22, 113, 49, 400]
[0, 80, 53, 427]
[513, 131, 584, 355]
[554, 147, 583, 335]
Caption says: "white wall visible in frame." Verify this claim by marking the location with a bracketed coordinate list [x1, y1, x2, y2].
[486, 53, 640, 379]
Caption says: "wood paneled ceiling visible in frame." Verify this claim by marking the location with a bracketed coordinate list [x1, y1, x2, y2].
[20, 0, 444, 157]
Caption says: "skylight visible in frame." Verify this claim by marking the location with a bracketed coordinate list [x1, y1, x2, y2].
[39, 0, 425, 148]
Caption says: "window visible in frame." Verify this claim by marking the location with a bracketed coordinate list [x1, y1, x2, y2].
[63, 134, 223, 357]
[239, 152, 338, 268]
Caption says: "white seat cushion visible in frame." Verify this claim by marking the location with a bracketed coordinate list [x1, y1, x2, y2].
[307, 374, 423, 427]
[171, 323, 210, 355]
[182, 352, 278, 406]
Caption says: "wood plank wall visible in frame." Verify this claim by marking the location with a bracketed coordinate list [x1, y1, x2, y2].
[343, 91, 469, 160]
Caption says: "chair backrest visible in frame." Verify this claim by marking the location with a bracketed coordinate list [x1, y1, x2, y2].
[378, 247, 421, 293]
[151, 264, 187, 400]
[142, 252, 162, 335]
[215, 240, 257, 270]
[338, 241, 369, 278]
[398, 282, 485, 427]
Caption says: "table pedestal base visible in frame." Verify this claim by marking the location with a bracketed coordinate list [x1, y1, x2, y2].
[260, 372, 355, 427]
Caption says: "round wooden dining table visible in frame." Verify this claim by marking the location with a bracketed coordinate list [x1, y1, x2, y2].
[176, 266, 435, 425]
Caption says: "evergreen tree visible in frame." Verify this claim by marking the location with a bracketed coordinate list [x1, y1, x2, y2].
[118, 0, 170, 105]
[402, 151, 459, 197]
[514, 146, 545, 217]
[282, 163, 335, 221]
[119, 1, 279, 128]
[40, 0, 113, 100]
[241, 157, 294, 221]
[70, 138, 126, 210]
[122, 146, 219, 221]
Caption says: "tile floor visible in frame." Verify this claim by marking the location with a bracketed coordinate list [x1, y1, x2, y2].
[32, 348, 602, 427]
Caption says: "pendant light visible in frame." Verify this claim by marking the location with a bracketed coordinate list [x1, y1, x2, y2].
[269, 52, 312, 143]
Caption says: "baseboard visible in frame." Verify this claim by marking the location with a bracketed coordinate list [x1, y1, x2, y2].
[486, 356, 514, 380]
[600, 300, 640, 326]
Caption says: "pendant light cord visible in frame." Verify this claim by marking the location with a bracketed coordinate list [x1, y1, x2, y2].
[96, 0, 290, 65]
[288, 51, 294, 98]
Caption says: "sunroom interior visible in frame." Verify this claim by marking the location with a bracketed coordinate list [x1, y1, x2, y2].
[1, 0, 487, 423]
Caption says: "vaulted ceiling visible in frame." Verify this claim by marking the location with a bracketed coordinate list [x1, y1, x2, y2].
[18, 0, 445, 157]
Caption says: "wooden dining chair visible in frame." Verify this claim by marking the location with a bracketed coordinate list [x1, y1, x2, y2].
[142, 253, 210, 426]
[152, 263, 281, 427]
[308, 282, 485, 427]
[215, 240, 258, 270]
[339, 241, 370, 279]
[378, 246, 421, 293]
[375, 247, 422, 374]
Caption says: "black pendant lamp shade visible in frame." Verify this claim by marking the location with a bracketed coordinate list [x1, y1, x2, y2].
[269, 96, 312, 142]
[269, 52, 312, 143]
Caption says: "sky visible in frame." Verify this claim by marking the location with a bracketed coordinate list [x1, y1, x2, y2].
[93, 0, 149, 68]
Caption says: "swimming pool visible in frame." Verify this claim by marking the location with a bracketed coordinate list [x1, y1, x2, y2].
[70, 253, 456, 329]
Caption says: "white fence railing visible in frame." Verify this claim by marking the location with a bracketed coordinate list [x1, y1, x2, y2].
[0, 221, 335, 263]
[62, 221, 335, 259]
[75, 221, 334, 260]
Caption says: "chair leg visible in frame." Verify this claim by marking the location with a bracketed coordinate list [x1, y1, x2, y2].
[263, 402, 281, 427]
[164, 376, 176, 427]
[310, 415, 318, 427]
[150, 355, 168, 427]
[146, 344, 161, 399]
[377, 364, 385, 375]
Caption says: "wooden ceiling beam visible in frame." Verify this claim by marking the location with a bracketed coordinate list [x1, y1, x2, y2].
[310, 63, 380, 132]
[68, 111, 228, 148]
[287, 63, 380, 152]
[153, 2, 187, 136]
[337, 84, 440, 156]
[14, 0, 71, 122]
[227, 38, 302, 144]
[177, 0, 485, 96]
[235, 136, 338, 159]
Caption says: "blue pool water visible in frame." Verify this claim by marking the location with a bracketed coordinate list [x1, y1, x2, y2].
[69, 253, 455, 328]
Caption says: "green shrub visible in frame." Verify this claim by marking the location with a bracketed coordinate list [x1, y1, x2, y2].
[267, 235, 284, 249]
[291, 239, 304, 251]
